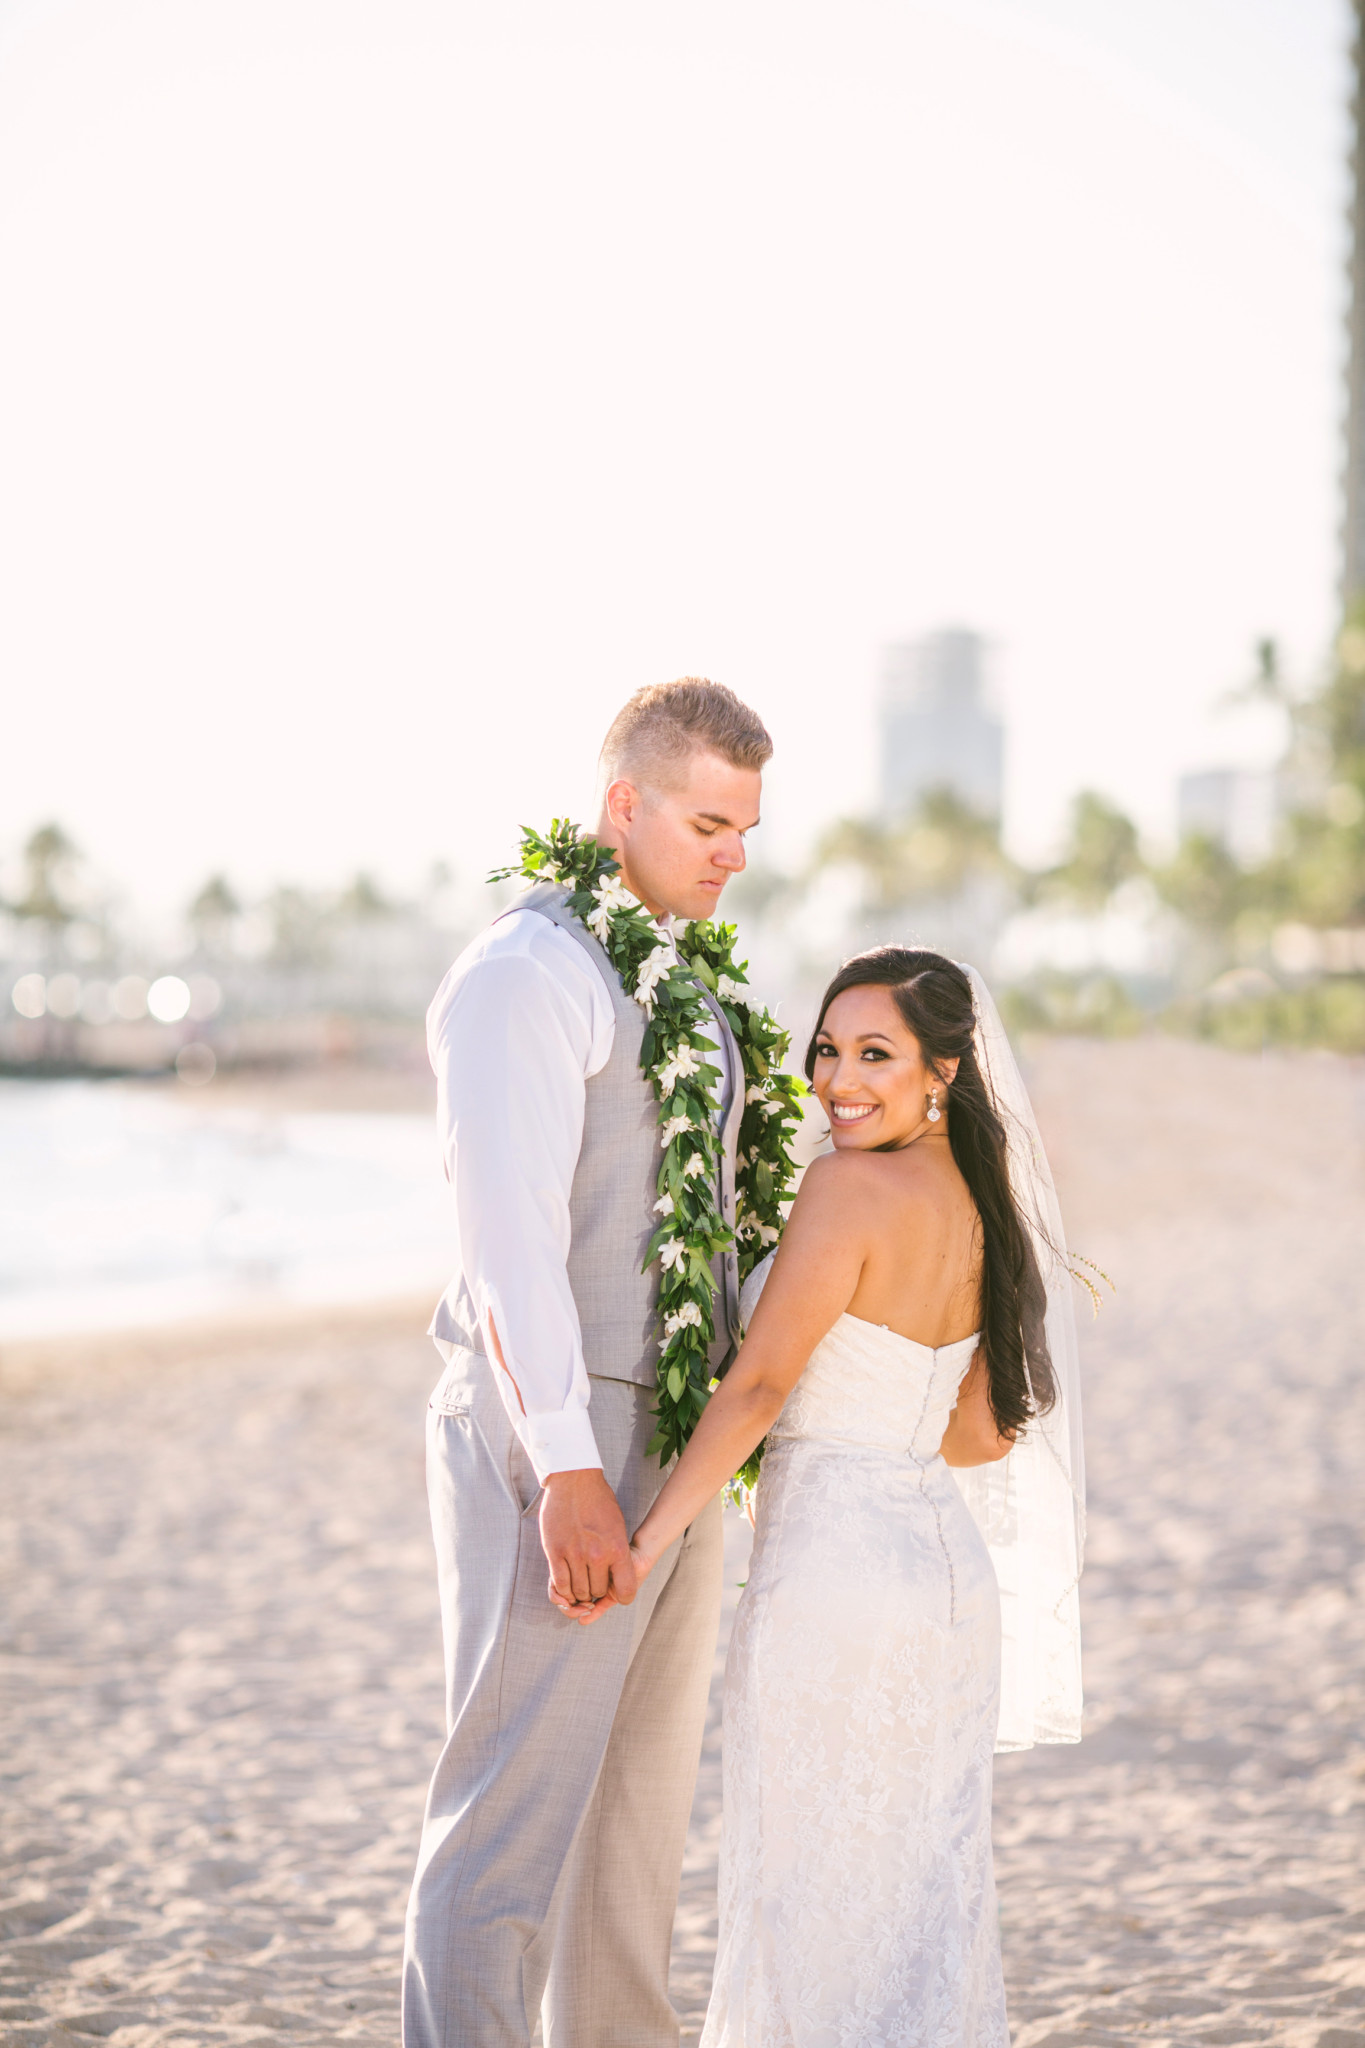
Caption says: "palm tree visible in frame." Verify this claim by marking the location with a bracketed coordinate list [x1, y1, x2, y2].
[188, 875, 242, 955]
[15, 822, 80, 923]
[1036, 793, 1144, 911]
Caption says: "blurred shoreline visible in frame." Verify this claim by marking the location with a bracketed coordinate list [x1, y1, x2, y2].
[0, 1014, 437, 1099]
[107, 1051, 436, 1117]
[0, 1065, 447, 1347]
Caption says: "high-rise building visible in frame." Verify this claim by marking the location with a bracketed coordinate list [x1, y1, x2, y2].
[1176, 768, 1278, 867]
[878, 628, 1004, 823]
[1345, 1, 1365, 603]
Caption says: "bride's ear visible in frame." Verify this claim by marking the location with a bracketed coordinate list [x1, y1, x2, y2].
[936, 1056, 961, 1087]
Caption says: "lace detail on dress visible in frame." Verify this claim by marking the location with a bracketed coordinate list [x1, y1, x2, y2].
[703, 1302, 1009, 2048]
[768, 1313, 980, 1459]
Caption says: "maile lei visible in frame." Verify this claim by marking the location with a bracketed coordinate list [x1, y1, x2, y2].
[491, 819, 804, 1484]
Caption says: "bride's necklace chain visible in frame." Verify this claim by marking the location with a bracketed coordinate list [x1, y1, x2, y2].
[491, 819, 804, 1475]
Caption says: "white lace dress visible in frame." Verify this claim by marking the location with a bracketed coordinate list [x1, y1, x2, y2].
[701, 1298, 1008, 2048]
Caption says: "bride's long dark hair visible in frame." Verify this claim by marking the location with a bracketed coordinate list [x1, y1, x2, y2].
[804, 947, 1055, 1436]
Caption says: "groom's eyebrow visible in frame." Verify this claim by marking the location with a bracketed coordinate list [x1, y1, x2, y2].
[695, 809, 761, 830]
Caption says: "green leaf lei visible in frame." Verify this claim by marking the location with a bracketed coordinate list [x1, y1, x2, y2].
[491, 818, 804, 1481]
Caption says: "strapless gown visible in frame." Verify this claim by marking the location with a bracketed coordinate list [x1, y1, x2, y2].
[701, 1308, 1008, 2048]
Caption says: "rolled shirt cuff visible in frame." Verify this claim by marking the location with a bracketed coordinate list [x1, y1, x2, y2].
[520, 1404, 604, 1482]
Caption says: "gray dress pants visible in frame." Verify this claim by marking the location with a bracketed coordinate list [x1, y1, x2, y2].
[402, 1348, 723, 2048]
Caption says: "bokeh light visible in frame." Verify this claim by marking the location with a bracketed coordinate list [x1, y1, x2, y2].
[175, 1041, 217, 1086]
[111, 975, 149, 1021]
[147, 976, 191, 1024]
[186, 976, 222, 1021]
[11, 973, 46, 1019]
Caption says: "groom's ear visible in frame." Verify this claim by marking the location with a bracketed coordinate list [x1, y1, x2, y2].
[603, 776, 644, 833]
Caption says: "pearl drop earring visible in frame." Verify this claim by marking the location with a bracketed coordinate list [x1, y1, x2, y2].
[927, 1085, 941, 1123]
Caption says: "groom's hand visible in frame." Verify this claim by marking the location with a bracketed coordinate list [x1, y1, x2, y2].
[540, 1469, 638, 1615]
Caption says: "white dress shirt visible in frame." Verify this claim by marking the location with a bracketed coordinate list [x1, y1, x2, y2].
[427, 905, 726, 1483]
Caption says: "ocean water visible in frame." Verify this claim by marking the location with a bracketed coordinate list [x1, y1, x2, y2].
[0, 1081, 452, 1340]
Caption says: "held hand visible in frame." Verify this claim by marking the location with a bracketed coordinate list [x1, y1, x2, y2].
[540, 1468, 637, 1620]
[552, 1532, 662, 1627]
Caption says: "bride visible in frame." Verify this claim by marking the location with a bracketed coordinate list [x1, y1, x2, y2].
[565, 946, 1084, 2047]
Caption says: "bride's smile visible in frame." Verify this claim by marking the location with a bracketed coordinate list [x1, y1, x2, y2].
[812, 982, 960, 1151]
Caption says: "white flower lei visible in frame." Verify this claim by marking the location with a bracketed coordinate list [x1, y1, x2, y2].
[493, 819, 804, 1475]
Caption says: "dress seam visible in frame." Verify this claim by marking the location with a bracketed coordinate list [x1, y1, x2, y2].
[910, 1361, 957, 1629]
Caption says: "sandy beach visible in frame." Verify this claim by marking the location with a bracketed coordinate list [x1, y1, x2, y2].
[2, 1036, 1364, 2046]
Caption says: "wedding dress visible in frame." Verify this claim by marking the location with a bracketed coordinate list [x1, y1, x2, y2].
[701, 967, 1083, 2048]
[701, 1291, 1008, 2048]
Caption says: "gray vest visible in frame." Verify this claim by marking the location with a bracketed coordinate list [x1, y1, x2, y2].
[523, 884, 744, 1385]
[433, 884, 744, 1388]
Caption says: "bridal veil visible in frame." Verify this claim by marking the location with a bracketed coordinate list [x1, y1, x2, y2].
[950, 963, 1085, 1749]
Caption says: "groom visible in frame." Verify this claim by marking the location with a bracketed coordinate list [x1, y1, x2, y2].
[402, 679, 772, 2048]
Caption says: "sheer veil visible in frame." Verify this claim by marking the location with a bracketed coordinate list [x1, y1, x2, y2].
[950, 963, 1085, 1750]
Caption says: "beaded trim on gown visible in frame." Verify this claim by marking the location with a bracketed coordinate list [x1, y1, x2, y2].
[701, 1281, 1008, 2048]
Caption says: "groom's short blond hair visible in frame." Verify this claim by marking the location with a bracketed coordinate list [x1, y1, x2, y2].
[599, 678, 772, 795]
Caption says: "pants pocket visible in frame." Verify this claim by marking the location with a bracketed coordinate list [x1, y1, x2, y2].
[429, 1350, 480, 1417]
[512, 1441, 543, 1519]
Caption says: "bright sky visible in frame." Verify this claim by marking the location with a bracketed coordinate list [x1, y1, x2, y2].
[0, 0, 1348, 911]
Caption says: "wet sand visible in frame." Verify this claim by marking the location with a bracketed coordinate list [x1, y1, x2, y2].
[2, 1037, 1364, 2045]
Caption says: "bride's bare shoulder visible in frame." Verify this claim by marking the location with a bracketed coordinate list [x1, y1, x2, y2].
[793, 1149, 902, 1215]
[795, 1147, 939, 1219]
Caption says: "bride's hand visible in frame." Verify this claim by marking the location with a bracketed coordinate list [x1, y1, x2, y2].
[552, 1534, 659, 1626]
